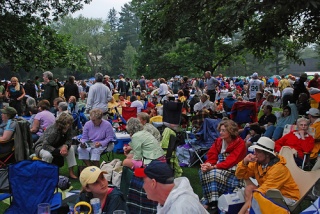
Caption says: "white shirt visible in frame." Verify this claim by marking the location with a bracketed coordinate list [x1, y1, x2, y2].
[130, 100, 144, 113]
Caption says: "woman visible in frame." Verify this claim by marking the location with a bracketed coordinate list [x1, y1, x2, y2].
[255, 91, 264, 111]
[0, 107, 17, 154]
[158, 78, 169, 98]
[78, 109, 115, 167]
[244, 123, 261, 147]
[261, 94, 280, 109]
[33, 112, 78, 179]
[177, 90, 186, 103]
[6, 77, 25, 116]
[67, 95, 79, 114]
[78, 166, 129, 213]
[264, 104, 298, 141]
[118, 93, 130, 107]
[123, 118, 164, 169]
[30, 100, 55, 143]
[275, 117, 314, 166]
[199, 119, 246, 211]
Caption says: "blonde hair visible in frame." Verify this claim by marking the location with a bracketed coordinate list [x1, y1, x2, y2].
[11, 77, 20, 91]
[217, 119, 239, 139]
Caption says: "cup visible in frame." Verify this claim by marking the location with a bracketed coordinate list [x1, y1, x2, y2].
[37, 203, 50, 214]
[113, 211, 126, 214]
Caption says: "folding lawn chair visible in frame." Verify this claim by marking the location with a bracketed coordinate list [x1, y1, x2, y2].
[4, 160, 62, 214]
[230, 101, 257, 126]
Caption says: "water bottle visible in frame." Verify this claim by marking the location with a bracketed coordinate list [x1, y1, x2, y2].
[90, 198, 102, 214]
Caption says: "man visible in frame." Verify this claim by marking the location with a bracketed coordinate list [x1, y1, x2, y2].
[193, 94, 217, 113]
[103, 75, 113, 91]
[137, 112, 161, 142]
[235, 137, 300, 214]
[204, 71, 219, 102]
[278, 75, 290, 92]
[308, 108, 320, 163]
[80, 80, 90, 93]
[42, 71, 59, 110]
[134, 160, 209, 214]
[64, 76, 79, 102]
[117, 74, 126, 96]
[171, 76, 181, 94]
[86, 72, 112, 114]
[139, 75, 146, 91]
[247, 72, 264, 102]
[258, 105, 277, 132]
[292, 73, 309, 103]
[308, 73, 320, 89]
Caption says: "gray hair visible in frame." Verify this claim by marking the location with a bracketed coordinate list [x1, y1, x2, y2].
[95, 72, 104, 82]
[58, 102, 68, 111]
[43, 71, 53, 80]
[297, 117, 309, 126]
[90, 108, 103, 120]
[137, 112, 150, 123]
[126, 118, 143, 135]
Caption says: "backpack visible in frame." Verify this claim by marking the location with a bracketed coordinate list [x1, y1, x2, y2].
[58, 175, 71, 190]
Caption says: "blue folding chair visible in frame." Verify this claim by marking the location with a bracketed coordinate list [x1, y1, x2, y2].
[4, 160, 62, 214]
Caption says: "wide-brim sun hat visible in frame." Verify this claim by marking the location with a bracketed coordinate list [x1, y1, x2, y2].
[249, 137, 275, 156]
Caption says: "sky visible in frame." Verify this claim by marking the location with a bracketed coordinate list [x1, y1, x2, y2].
[72, 0, 130, 19]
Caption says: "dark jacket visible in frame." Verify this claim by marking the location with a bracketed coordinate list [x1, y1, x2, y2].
[79, 187, 129, 214]
[42, 80, 59, 106]
[64, 82, 80, 101]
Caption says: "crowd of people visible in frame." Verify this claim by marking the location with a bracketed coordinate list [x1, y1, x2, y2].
[1, 70, 320, 214]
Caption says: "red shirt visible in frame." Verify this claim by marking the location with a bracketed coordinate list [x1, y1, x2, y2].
[205, 137, 247, 169]
[275, 131, 314, 159]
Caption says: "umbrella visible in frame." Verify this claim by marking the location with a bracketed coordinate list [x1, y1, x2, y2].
[308, 75, 314, 80]
[271, 75, 281, 80]
[267, 77, 279, 86]
[300, 197, 320, 214]
[311, 94, 320, 103]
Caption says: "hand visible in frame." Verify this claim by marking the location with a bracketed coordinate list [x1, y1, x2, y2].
[95, 142, 101, 148]
[124, 145, 132, 154]
[60, 146, 68, 157]
[243, 153, 257, 165]
[200, 163, 215, 172]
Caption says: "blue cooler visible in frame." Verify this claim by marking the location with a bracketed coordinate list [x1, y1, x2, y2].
[113, 133, 131, 153]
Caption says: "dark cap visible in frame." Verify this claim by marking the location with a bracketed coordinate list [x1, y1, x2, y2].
[1, 107, 17, 117]
[118, 73, 124, 77]
[134, 160, 174, 184]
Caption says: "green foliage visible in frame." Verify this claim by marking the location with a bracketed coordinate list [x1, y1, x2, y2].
[121, 42, 138, 78]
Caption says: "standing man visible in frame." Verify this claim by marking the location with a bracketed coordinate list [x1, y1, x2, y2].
[42, 71, 59, 111]
[86, 72, 112, 115]
[171, 76, 181, 94]
[139, 75, 146, 91]
[204, 71, 219, 102]
[64, 76, 80, 102]
[117, 74, 126, 97]
[134, 160, 209, 214]
[247, 72, 264, 102]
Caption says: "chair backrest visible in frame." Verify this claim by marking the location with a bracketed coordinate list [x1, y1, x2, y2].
[122, 107, 137, 122]
[230, 101, 257, 124]
[279, 146, 320, 197]
[6, 160, 59, 214]
[150, 115, 163, 123]
[282, 124, 316, 138]
[163, 101, 183, 125]
[14, 118, 32, 162]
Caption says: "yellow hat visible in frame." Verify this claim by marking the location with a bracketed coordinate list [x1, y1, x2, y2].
[79, 166, 107, 187]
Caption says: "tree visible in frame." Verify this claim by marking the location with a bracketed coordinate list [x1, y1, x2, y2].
[121, 42, 137, 78]
[0, 0, 91, 72]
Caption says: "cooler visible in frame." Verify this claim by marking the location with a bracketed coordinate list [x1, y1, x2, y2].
[218, 189, 245, 214]
[113, 132, 131, 153]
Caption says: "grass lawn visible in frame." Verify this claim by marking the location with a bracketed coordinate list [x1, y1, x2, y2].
[0, 153, 202, 213]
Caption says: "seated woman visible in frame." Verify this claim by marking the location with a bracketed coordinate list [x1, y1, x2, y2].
[264, 103, 298, 141]
[275, 117, 314, 166]
[261, 94, 280, 109]
[137, 112, 161, 142]
[244, 123, 261, 147]
[118, 93, 130, 107]
[33, 112, 78, 179]
[78, 166, 129, 213]
[78, 109, 115, 167]
[30, 99, 55, 143]
[199, 119, 247, 211]
[123, 118, 164, 169]
[194, 94, 217, 114]
[0, 107, 17, 155]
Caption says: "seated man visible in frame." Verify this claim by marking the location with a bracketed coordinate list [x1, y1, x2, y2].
[258, 105, 277, 133]
[137, 112, 161, 142]
[135, 160, 209, 214]
[236, 137, 300, 214]
[194, 94, 217, 114]
[130, 95, 144, 113]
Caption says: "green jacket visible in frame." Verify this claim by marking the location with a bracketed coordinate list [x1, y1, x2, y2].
[42, 80, 58, 106]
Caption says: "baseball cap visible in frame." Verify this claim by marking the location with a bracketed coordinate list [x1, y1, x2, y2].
[307, 108, 320, 117]
[252, 72, 258, 78]
[1, 107, 17, 117]
[134, 160, 174, 184]
[79, 166, 107, 187]
[118, 73, 124, 78]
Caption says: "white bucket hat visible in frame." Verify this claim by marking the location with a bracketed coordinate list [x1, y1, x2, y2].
[249, 137, 275, 156]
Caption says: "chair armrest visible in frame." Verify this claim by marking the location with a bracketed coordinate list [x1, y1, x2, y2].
[265, 189, 287, 208]
[50, 192, 62, 210]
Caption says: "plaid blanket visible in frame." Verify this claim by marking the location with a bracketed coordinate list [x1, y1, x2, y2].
[191, 111, 211, 132]
[127, 175, 157, 214]
[199, 168, 244, 203]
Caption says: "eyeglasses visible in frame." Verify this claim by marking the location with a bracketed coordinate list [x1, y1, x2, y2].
[299, 123, 308, 127]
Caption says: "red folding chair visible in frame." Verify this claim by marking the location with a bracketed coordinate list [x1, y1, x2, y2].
[122, 107, 137, 122]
